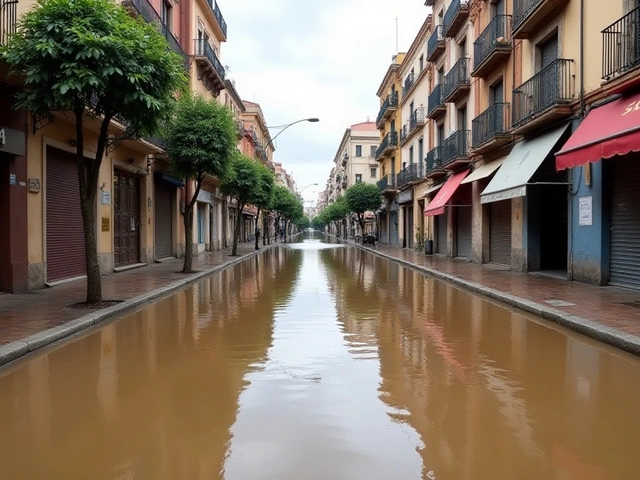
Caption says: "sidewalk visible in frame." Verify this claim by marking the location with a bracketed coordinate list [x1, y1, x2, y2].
[352, 241, 640, 356]
[0, 242, 269, 356]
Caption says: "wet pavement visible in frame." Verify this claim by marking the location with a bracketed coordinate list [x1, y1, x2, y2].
[1, 234, 640, 480]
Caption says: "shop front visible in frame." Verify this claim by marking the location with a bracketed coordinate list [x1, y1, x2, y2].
[153, 172, 183, 260]
[556, 89, 640, 288]
[398, 188, 414, 249]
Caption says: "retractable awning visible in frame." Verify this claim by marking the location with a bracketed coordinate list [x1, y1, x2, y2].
[154, 172, 185, 188]
[424, 169, 469, 216]
[556, 90, 640, 170]
[423, 182, 444, 197]
[461, 157, 506, 184]
[481, 123, 569, 204]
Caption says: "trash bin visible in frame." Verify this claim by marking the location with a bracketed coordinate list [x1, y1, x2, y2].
[424, 239, 433, 255]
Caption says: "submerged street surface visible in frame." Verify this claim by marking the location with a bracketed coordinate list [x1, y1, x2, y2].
[1, 234, 639, 480]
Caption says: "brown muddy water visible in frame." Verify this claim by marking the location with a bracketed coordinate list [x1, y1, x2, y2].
[1, 234, 639, 480]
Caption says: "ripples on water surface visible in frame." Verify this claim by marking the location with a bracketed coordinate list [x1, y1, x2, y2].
[1, 233, 639, 480]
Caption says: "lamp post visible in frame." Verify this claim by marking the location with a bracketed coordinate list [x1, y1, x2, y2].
[259, 118, 319, 247]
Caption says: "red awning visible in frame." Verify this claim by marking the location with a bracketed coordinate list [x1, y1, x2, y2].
[556, 90, 640, 170]
[424, 169, 469, 216]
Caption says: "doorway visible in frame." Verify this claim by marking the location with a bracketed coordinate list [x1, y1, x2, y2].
[114, 172, 141, 267]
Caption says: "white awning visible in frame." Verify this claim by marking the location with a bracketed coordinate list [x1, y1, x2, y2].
[481, 123, 570, 204]
[423, 182, 444, 197]
[461, 157, 506, 184]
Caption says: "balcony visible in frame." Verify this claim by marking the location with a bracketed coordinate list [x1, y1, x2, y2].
[427, 25, 446, 62]
[444, 0, 470, 38]
[193, 39, 226, 92]
[377, 174, 397, 195]
[512, 58, 573, 135]
[403, 73, 416, 97]
[427, 84, 446, 119]
[443, 130, 471, 170]
[512, 0, 569, 39]
[472, 15, 512, 78]
[123, 0, 189, 70]
[400, 124, 409, 144]
[425, 146, 447, 179]
[410, 107, 426, 132]
[471, 103, 512, 155]
[375, 131, 398, 160]
[202, 0, 228, 40]
[602, 6, 640, 83]
[376, 92, 399, 127]
[443, 58, 470, 103]
[0, 0, 16, 46]
[397, 163, 422, 189]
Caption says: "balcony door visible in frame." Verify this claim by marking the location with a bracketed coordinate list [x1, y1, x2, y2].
[493, 0, 504, 15]
[490, 80, 504, 135]
[537, 34, 558, 112]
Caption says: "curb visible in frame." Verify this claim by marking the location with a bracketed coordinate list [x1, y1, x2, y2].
[0, 244, 278, 369]
[340, 238, 640, 357]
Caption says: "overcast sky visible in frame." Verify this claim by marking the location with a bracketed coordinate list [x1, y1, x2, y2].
[220, 0, 430, 204]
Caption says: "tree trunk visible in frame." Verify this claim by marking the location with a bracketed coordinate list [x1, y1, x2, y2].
[183, 204, 194, 273]
[262, 213, 267, 246]
[255, 206, 261, 250]
[358, 214, 365, 236]
[232, 202, 244, 256]
[80, 194, 102, 303]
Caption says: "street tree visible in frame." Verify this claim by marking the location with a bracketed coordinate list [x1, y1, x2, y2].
[165, 93, 237, 273]
[324, 197, 350, 237]
[269, 185, 293, 241]
[220, 153, 263, 256]
[2, 0, 188, 303]
[345, 182, 382, 235]
[253, 163, 275, 251]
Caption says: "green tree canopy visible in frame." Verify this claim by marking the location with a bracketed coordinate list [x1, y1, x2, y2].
[2, 0, 188, 303]
[345, 183, 382, 233]
[165, 92, 237, 272]
[252, 163, 275, 250]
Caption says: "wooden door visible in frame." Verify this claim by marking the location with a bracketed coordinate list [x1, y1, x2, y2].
[114, 172, 140, 267]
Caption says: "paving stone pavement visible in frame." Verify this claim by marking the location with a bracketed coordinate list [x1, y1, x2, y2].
[363, 242, 640, 342]
[0, 242, 267, 347]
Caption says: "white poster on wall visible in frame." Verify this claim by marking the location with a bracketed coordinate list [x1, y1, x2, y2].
[579, 196, 592, 226]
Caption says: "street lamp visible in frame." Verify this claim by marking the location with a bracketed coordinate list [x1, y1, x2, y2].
[297, 183, 319, 195]
[264, 118, 319, 152]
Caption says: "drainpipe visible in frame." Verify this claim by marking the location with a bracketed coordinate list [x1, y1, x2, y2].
[579, 0, 585, 117]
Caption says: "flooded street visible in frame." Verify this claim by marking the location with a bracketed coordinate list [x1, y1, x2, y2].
[1, 234, 640, 480]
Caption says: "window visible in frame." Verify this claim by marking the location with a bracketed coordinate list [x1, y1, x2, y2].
[355, 145, 362, 157]
[418, 138, 424, 164]
[370, 168, 377, 178]
[459, 38, 467, 58]
[409, 146, 414, 165]
[458, 105, 467, 131]
[370, 145, 377, 157]
[419, 55, 424, 72]
[162, 0, 172, 30]
[356, 174, 363, 183]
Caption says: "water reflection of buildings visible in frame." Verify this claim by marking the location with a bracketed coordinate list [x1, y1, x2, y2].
[321, 246, 640, 480]
[0, 247, 302, 480]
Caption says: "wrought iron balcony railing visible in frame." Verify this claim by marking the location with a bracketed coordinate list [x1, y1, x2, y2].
[443, 0, 470, 37]
[0, 0, 17, 46]
[206, 0, 227, 38]
[376, 92, 399, 126]
[472, 102, 510, 148]
[427, 25, 445, 61]
[443, 130, 470, 166]
[512, 58, 573, 128]
[473, 14, 512, 73]
[377, 174, 396, 192]
[403, 72, 416, 96]
[426, 147, 444, 174]
[602, 5, 640, 80]
[397, 163, 421, 188]
[443, 57, 470, 101]
[427, 84, 445, 117]
[410, 107, 426, 132]
[400, 124, 409, 143]
[375, 131, 398, 159]
[194, 39, 226, 81]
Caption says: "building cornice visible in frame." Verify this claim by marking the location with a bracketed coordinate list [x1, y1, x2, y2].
[376, 60, 403, 97]
[400, 15, 433, 75]
[224, 80, 246, 113]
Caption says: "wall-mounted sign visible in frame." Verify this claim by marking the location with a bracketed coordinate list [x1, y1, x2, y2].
[101, 217, 110, 232]
[9, 174, 16, 185]
[0, 126, 26, 157]
[28, 178, 41, 193]
[398, 188, 413, 204]
[100, 191, 111, 205]
[196, 188, 214, 205]
[579, 196, 593, 226]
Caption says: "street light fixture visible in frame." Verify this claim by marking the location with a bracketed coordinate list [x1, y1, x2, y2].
[263, 118, 320, 152]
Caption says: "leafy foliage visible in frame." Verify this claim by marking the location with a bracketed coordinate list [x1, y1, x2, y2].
[253, 163, 276, 211]
[166, 93, 238, 187]
[345, 182, 381, 233]
[2, 0, 188, 139]
[220, 152, 261, 207]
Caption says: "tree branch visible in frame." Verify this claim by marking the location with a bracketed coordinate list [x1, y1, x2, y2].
[189, 171, 204, 208]
[87, 113, 113, 200]
[74, 98, 87, 201]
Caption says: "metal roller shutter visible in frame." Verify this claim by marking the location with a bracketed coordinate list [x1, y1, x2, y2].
[154, 181, 173, 259]
[489, 200, 511, 266]
[610, 158, 640, 289]
[46, 147, 86, 283]
[436, 210, 448, 254]
[456, 207, 472, 258]
[390, 211, 399, 246]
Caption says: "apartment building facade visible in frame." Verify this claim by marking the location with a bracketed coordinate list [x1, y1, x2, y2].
[375, 54, 406, 246]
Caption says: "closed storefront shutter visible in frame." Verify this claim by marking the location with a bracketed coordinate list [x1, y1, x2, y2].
[489, 200, 512, 266]
[456, 207, 472, 258]
[436, 210, 448, 254]
[610, 158, 640, 289]
[154, 180, 173, 259]
[390, 211, 399, 246]
[46, 147, 86, 283]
